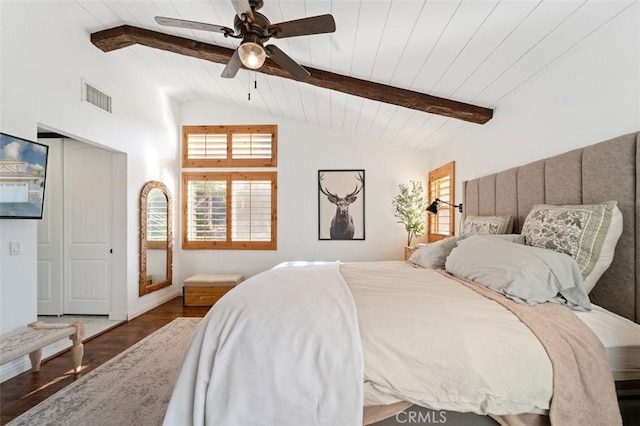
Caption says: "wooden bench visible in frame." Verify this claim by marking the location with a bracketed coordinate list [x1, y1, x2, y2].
[0, 321, 84, 373]
[183, 274, 244, 307]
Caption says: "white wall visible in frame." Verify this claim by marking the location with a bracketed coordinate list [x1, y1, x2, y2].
[178, 100, 431, 281]
[430, 4, 640, 199]
[0, 0, 181, 345]
[0, 222, 37, 332]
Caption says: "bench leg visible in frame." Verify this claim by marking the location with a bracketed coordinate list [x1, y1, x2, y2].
[69, 335, 84, 373]
[29, 349, 43, 372]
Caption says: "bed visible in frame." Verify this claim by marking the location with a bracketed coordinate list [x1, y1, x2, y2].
[164, 131, 640, 426]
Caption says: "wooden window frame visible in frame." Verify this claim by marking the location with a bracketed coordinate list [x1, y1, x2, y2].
[182, 125, 278, 168]
[182, 171, 277, 250]
[428, 161, 456, 242]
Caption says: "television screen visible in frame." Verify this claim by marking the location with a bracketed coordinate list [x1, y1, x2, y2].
[0, 132, 49, 219]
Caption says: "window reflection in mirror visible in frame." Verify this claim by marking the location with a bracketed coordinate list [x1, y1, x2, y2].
[140, 181, 172, 296]
[147, 188, 168, 282]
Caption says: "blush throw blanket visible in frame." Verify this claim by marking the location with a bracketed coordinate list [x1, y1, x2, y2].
[163, 262, 363, 426]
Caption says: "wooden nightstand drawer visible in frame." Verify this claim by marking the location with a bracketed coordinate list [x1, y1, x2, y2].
[182, 274, 245, 307]
[184, 286, 233, 307]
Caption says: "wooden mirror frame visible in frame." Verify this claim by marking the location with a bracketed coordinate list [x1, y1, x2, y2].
[139, 181, 173, 296]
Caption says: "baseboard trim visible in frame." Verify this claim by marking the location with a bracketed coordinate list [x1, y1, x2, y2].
[109, 311, 127, 321]
[127, 289, 181, 320]
[0, 356, 31, 383]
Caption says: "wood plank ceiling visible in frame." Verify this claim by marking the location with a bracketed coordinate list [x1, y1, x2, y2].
[74, 0, 636, 151]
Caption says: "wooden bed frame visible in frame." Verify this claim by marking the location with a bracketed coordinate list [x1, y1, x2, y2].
[463, 131, 639, 323]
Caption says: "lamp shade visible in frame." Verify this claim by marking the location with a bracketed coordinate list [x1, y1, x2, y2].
[238, 42, 266, 69]
[426, 200, 439, 214]
[426, 198, 463, 214]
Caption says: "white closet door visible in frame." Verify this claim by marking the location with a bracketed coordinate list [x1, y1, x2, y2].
[63, 141, 112, 314]
[37, 138, 63, 316]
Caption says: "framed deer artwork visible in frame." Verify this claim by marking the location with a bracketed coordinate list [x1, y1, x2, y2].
[318, 169, 365, 240]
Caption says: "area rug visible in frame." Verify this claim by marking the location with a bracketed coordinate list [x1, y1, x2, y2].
[8, 317, 200, 426]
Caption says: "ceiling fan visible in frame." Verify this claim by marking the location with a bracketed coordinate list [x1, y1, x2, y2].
[155, 0, 336, 81]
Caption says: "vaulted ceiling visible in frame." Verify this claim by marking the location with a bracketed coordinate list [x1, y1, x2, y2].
[74, 0, 635, 150]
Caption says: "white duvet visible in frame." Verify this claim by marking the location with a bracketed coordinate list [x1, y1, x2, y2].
[163, 262, 363, 426]
[165, 261, 555, 425]
[342, 261, 553, 415]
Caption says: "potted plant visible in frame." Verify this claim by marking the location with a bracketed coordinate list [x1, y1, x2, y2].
[392, 181, 428, 248]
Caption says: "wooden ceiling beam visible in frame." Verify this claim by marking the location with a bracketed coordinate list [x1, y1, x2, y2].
[91, 25, 493, 124]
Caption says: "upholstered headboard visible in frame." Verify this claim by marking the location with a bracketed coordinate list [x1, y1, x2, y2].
[463, 132, 639, 323]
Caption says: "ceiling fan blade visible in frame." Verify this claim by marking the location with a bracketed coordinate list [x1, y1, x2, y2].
[230, 0, 254, 23]
[264, 45, 310, 81]
[221, 49, 243, 78]
[155, 16, 232, 35]
[269, 14, 336, 39]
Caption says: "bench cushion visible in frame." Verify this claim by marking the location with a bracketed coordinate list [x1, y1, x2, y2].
[0, 323, 82, 365]
[184, 274, 244, 287]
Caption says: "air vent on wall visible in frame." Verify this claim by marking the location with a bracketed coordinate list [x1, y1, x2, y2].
[82, 80, 112, 113]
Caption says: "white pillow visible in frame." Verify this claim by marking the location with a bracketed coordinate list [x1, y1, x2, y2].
[521, 201, 622, 293]
[486, 234, 526, 244]
[446, 236, 590, 311]
[408, 237, 462, 269]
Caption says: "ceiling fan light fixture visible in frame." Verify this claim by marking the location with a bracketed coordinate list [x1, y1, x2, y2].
[238, 41, 266, 69]
[154, 3, 337, 81]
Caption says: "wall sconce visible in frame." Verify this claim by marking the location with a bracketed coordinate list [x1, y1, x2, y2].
[426, 198, 463, 214]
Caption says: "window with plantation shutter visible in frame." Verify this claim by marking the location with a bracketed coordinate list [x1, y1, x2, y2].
[231, 179, 273, 241]
[183, 125, 277, 167]
[182, 125, 278, 250]
[231, 132, 273, 159]
[186, 132, 227, 161]
[428, 161, 456, 242]
[182, 172, 277, 250]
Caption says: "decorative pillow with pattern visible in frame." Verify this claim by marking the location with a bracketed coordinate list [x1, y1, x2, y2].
[461, 215, 513, 236]
[521, 201, 622, 293]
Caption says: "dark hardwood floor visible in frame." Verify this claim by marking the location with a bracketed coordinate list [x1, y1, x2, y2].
[0, 297, 208, 425]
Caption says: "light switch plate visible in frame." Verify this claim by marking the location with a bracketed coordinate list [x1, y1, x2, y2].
[10, 241, 21, 255]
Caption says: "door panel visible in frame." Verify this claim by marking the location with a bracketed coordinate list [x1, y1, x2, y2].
[68, 260, 110, 299]
[64, 142, 112, 314]
[37, 138, 63, 316]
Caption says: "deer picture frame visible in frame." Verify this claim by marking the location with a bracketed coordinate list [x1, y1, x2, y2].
[318, 169, 365, 240]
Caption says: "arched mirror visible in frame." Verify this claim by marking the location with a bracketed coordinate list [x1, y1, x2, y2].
[139, 181, 173, 296]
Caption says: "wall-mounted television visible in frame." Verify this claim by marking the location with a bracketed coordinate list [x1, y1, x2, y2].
[0, 132, 49, 219]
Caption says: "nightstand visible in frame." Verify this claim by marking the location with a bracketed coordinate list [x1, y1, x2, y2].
[404, 246, 417, 261]
[183, 274, 244, 307]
